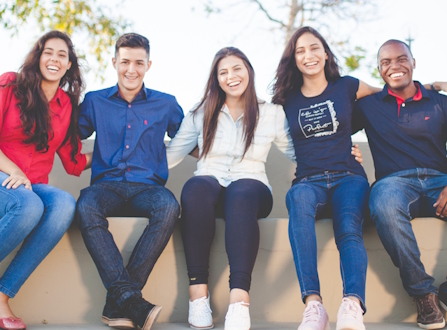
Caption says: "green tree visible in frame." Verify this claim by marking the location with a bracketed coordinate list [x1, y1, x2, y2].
[0, 0, 132, 80]
[201, 0, 377, 73]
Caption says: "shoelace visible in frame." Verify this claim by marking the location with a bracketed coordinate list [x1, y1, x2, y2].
[225, 302, 249, 326]
[418, 295, 435, 314]
[302, 303, 321, 323]
[191, 296, 212, 317]
[339, 298, 361, 319]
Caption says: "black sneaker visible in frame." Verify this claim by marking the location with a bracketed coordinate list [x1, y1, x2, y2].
[102, 297, 134, 329]
[438, 281, 447, 310]
[415, 292, 445, 329]
[122, 294, 162, 330]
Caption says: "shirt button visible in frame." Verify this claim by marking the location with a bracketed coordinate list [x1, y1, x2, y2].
[402, 103, 405, 107]
[127, 168, 130, 172]
[128, 124, 131, 129]
[126, 145, 129, 149]
[128, 104, 131, 108]
[25, 168, 28, 172]
[29, 153, 32, 157]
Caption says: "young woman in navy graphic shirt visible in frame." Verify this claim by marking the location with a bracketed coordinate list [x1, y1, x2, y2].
[272, 26, 380, 330]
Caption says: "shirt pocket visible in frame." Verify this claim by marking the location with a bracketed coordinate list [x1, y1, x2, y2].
[248, 135, 271, 160]
[208, 130, 228, 156]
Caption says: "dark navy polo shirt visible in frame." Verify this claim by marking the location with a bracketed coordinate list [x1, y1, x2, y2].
[79, 84, 184, 185]
[353, 82, 447, 181]
[284, 76, 366, 183]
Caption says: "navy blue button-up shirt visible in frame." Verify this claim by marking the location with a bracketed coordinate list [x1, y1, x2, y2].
[353, 82, 447, 181]
[79, 84, 184, 185]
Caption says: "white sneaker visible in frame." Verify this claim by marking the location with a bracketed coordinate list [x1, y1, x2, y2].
[224, 302, 250, 330]
[298, 301, 330, 330]
[188, 293, 214, 329]
[336, 298, 365, 330]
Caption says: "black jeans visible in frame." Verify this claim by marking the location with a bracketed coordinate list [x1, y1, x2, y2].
[181, 176, 272, 292]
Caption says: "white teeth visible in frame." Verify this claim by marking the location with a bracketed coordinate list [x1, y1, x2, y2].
[390, 72, 404, 78]
[305, 62, 318, 67]
[47, 65, 59, 72]
[229, 82, 240, 87]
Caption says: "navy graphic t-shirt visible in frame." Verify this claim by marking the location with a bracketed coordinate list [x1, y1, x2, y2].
[284, 76, 366, 183]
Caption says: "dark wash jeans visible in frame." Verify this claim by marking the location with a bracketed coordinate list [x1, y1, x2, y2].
[76, 181, 180, 306]
[286, 171, 369, 310]
[369, 168, 447, 297]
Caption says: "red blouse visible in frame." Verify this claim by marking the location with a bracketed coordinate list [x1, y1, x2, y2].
[0, 72, 86, 184]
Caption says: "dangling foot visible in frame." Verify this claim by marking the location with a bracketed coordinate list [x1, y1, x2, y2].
[298, 300, 329, 330]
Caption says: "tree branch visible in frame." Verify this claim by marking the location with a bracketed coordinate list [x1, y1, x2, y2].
[250, 0, 287, 28]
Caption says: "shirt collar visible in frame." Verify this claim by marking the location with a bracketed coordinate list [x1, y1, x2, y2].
[48, 87, 63, 106]
[381, 81, 430, 102]
[107, 83, 149, 100]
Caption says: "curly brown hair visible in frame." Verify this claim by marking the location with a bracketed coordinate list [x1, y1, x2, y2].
[10, 30, 84, 161]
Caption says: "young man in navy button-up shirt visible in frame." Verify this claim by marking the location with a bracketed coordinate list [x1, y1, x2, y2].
[354, 40, 447, 330]
[76, 33, 184, 330]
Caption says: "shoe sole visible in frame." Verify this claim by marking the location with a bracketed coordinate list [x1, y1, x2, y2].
[417, 320, 446, 329]
[189, 323, 214, 329]
[142, 305, 162, 330]
[101, 316, 134, 329]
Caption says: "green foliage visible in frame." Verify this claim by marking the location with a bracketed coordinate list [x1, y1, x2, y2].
[0, 0, 132, 80]
[344, 46, 366, 72]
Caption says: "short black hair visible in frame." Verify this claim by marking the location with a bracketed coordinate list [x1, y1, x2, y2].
[115, 33, 150, 58]
[377, 39, 413, 63]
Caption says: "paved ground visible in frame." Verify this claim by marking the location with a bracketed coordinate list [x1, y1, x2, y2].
[26, 322, 424, 329]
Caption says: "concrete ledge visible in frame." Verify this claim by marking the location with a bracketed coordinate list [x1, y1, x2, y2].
[24, 322, 425, 329]
[2, 217, 447, 325]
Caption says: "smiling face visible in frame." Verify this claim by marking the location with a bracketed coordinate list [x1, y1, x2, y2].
[217, 55, 249, 101]
[378, 42, 415, 92]
[39, 38, 72, 84]
[113, 47, 151, 97]
[295, 32, 328, 78]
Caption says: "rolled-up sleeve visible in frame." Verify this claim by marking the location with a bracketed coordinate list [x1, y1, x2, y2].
[57, 137, 87, 176]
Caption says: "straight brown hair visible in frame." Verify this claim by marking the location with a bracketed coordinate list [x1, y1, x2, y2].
[194, 47, 259, 159]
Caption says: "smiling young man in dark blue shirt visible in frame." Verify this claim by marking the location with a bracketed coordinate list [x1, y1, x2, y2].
[354, 40, 447, 330]
[76, 33, 184, 330]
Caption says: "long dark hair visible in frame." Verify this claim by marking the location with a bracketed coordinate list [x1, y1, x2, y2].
[194, 47, 259, 159]
[272, 26, 340, 105]
[11, 30, 84, 161]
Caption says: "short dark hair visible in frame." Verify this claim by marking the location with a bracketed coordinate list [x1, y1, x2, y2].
[377, 39, 413, 63]
[115, 33, 150, 58]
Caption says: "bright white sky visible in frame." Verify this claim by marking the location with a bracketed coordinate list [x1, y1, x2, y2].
[1, 0, 446, 142]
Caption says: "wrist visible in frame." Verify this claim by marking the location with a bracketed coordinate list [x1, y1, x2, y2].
[431, 82, 439, 92]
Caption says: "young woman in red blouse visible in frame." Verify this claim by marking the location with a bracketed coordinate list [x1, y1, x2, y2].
[0, 30, 91, 330]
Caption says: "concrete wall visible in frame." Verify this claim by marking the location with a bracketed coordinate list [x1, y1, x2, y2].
[1, 141, 446, 325]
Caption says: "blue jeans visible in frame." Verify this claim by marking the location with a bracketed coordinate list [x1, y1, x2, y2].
[0, 171, 75, 297]
[286, 171, 369, 310]
[369, 168, 447, 297]
[76, 181, 180, 306]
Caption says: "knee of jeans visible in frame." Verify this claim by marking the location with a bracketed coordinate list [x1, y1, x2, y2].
[7, 192, 44, 230]
[181, 177, 216, 206]
[51, 191, 76, 231]
[369, 183, 401, 223]
[156, 190, 180, 220]
[76, 194, 100, 229]
[286, 185, 317, 214]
